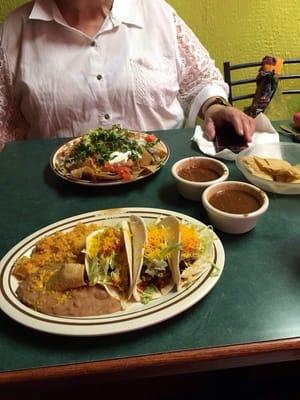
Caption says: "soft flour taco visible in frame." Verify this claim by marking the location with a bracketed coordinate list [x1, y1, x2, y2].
[84, 221, 133, 300]
[176, 222, 214, 290]
[130, 215, 180, 304]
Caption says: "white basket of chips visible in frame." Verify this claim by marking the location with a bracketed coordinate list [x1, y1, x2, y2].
[236, 142, 300, 194]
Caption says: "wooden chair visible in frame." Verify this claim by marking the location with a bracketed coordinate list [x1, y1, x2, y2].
[223, 58, 300, 105]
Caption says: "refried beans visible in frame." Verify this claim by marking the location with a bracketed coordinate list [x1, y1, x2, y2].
[17, 265, 121, 317]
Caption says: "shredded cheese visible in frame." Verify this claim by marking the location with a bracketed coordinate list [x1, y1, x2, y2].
[87, 227, 122, 258]
[179, 224, 200, 259]
[144, 225, 167, 260]
[31, 269, 55, 290]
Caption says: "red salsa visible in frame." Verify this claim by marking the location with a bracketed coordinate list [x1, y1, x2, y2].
[178, 165, 220, 182]
[209, 189, 261, 214]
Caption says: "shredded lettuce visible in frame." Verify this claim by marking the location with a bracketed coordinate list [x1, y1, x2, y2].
[86, 254, 115, 285]
[144, 243, 180, 273]
[196, 226, 214, 261]
[141, 285, 157, 304]
[182, 225, 214, 263]
[86, 256, 99, 285]
[210, 263, 220, 277]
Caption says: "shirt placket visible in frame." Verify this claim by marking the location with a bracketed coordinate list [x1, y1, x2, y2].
[89, 38, 112, 125]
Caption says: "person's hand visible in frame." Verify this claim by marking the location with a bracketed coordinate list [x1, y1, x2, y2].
[202, 104, 255, 143]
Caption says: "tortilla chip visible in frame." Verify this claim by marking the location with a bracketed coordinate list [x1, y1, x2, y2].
[139, 149, 153, 167]
[241, 156, 274, 181]
[254, 157, 291, 170]
[254, 157, 300, 179]
[241, 156, 300, 183]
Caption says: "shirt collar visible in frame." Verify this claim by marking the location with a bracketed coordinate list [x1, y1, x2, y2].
[29, 0, 144, 29]
[111, 0, 144, 28]
[29, 1, 94, 28]
[29, 0, 55, 21]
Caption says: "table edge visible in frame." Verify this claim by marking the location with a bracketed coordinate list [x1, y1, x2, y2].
[1, 337, 300, 385]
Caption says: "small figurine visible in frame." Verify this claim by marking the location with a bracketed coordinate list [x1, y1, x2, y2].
[245, 56, 283, 118]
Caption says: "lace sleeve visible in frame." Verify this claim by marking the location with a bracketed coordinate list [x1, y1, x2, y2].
[174, 12, 229, 121]
[0, 48, 25, 144]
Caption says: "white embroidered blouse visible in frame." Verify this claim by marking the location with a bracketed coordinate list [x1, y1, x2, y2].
[0, 0, 228, 143]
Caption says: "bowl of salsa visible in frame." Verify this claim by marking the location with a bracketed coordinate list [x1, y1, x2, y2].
[202, 181, 269, 234]
[171, 157, 229, 201]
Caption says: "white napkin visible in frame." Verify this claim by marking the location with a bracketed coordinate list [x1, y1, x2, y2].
[191, 113, 279, 161]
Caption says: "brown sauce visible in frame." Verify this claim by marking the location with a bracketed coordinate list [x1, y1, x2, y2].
[178, 165, 220, 182]
[209, 189, 261, 214]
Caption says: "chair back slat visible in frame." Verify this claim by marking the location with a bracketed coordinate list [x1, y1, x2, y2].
[231, 78, 257, 86]
[282, 89, 300, 94]
[280, 74, 300, 80]
[232, 94, 255, 102]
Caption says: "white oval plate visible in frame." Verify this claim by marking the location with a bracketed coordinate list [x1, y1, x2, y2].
[0, 208, 225, 336]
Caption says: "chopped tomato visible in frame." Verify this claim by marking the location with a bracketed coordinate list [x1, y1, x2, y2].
[102, 162, 114, 172]
[145, 134, 156, 143]
[103, 163, 132, 181]
[116, 166, 131, 181]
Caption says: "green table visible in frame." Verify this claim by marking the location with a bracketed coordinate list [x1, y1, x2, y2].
[0, 126, 299, 386]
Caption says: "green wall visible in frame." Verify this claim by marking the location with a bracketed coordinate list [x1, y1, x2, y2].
[1, 0, 299, 113]
[0, 0, 24, 21]
[167, 0, 300, 114]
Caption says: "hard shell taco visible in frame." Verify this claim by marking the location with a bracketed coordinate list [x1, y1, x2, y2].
[84, 221, 133, 301]
[130, 215, 180, 304]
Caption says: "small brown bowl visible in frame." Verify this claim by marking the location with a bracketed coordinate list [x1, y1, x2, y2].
[171, 157, 229, 201]
[202, 181, 269, 234]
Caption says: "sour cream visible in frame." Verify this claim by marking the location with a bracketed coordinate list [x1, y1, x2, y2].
[109, 151, 132, 165]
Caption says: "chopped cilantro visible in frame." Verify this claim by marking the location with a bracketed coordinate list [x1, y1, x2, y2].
[65, 125, 144, 166]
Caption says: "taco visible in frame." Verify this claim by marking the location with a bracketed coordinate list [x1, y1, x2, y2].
[130, 215, 180, 304]
[176, 222, 214, 290]
[84, 221, 133, 301]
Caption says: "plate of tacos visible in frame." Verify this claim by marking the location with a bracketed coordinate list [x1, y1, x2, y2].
[0, 208, 225, 336]
[50, 125, 169, 186]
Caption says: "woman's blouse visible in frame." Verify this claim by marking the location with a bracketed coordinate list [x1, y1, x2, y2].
[0, 0, 228, 142]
